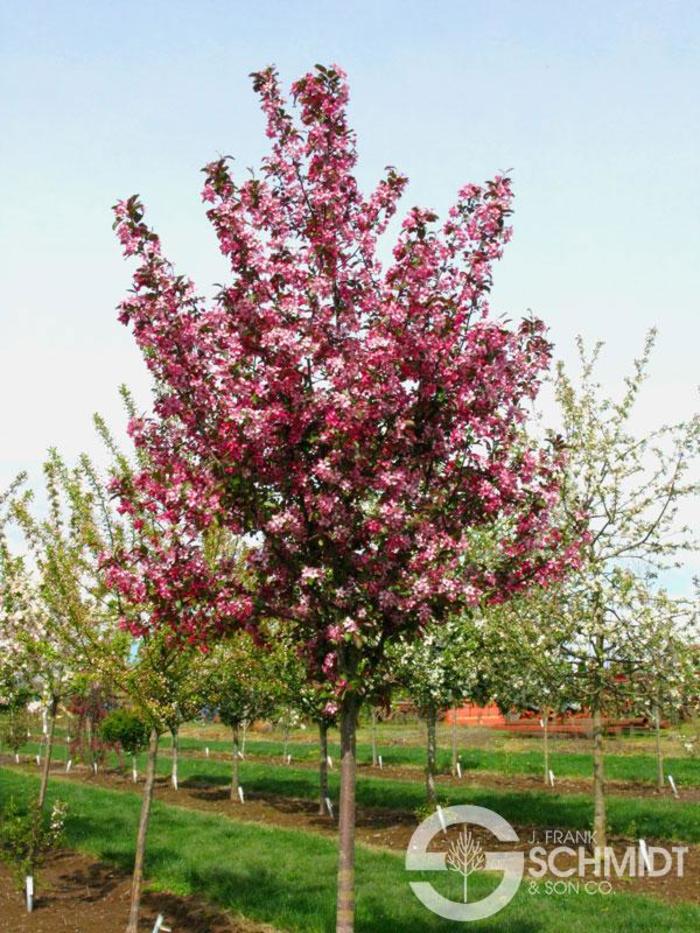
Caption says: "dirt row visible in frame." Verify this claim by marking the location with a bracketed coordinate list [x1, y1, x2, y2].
[0, 851, 276, 933]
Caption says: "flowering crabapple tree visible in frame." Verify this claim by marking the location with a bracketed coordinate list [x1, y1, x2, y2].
[84, 403, 233, 933]
[204, 629, 285, 801]
[481, 583, 582, 785]
[390, 615, 483, 804]
[543, 334, 699, 856]
[625, 590, 698, 791]
[110, 64, 581, 931]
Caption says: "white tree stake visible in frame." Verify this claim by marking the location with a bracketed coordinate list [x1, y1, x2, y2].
[25, 875, 33, 913]
[286, 753, 292, 765]
[66, 759, 72, 773]
[15, 753, 19, 764]
[152, 913, 172, 932]
[456, 762, 462, 779]
[238, 785, 245, 804]
[378, 754, 383, 769]
[639, 838, 652, 873]
[36, 754, 41, 767]
[668, 774, 679, 798]
[325, 796, 334, 818]
[548, 768, 555, 787]
[436, 805, 447, 833]
[326, 754, 333, 769]
[205, 746, 210, 758]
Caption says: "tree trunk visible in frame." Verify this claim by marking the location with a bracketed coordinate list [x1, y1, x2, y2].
[282, 719, 290, 762]
[592, 703, 607, 861]
[654, 706, 664, 791]
[125, 727, 159, 933]
[170, 726, 179, 790]
[370, 708, 378, 768]
[37, 697, 58, 811]
[319, 720, 329, 815]
[426, 704, 437, 807]
[542, 707, 550, 786]
[230, 725, 240, 801]
[336, 692, 359, 933]
[451, 706, 458, 775]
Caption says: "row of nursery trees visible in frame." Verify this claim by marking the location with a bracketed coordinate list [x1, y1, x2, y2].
[1, 64, 698, 933]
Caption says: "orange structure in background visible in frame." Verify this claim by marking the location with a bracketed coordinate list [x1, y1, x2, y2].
[446, 702, 652, 736]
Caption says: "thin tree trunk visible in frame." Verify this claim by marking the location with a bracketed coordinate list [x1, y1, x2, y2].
[230, 725, 240, 801]
[170, 725, 179, 790]
[282, 719, 290, 761]
[654, 706, 664, 791]
[542, 707, 550, 786]
[426, 704, 437, 806]
[336, 692, 359, 933]
[37, 697, 58, 811]
[370, 708, 378, 768]
[125, 727, 159, 933]
[451, 706, 458, 775]
[592, 703, 607, 861]
[319, 720, 329, 815]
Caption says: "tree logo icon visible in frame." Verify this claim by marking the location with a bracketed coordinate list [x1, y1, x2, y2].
[447, 826, 486, 904]
[406, 805, 524, 921]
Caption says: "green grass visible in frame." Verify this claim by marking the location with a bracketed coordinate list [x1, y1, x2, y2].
[161, 732, 700, 787]
[2, 767, 699, 932]
[9, 718, 700, 785]
[11, 740, 699, 844]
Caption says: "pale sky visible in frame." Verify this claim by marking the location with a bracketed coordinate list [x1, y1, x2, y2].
[1, 1, 698, 586]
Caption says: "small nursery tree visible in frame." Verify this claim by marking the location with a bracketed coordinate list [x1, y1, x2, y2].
[391, 615, 481, 804]
[544, 334, 700, 857]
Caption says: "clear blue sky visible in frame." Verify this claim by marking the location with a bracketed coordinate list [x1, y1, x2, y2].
[1, 0, 698, 584]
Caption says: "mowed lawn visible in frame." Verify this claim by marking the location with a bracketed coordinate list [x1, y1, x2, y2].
[1, 768, 700, 932]
[18, 720, 700, 785]
[14, 739, 697, 844]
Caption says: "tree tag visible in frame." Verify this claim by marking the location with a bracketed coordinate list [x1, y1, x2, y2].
[639, 838, 652, 873]
[436, 805, 447, 833]
[25, 875, 33, 913]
